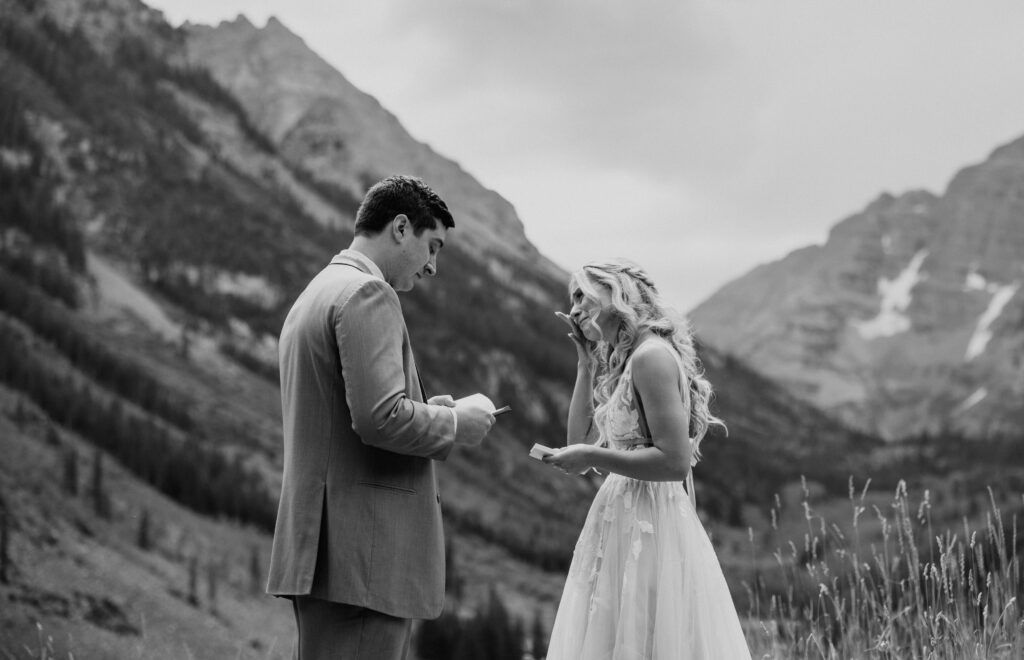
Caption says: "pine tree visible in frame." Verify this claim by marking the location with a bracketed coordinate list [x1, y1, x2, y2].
[249, 544, 262, 596]
[0, 502, 10, 585]
[187, 554, 199, 606]
[178, 324, 191, 361]
[530, 609, 548, 660]
[206, 556, 219, 615]
[445, 532, 464, 602]
[137, 508, 151, 550]
[62, 446, 79, 496]
[415, 608, 461, 660]
[90, 447, 111, 519]
[12, 397, 28, 427]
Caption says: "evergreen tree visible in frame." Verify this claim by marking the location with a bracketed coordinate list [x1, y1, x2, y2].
[62, 445, 78, 496]
[415, 608, 461, 660]
[0, 499, 9, 584]
[207, 556, 219, 615]
[137, 508, 151, 550]
[445, 532, 464, 602]
[187, 554, 199, 607]
[12, 397, 28, 427]
[249, 544, 262, 596]
[90, 447, 111, 519]
[530, 609, 548, 660]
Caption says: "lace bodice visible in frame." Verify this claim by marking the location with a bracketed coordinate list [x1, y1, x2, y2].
[594, 339, 698, 469]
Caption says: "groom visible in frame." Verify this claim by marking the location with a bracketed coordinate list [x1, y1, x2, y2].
[267, 175, 496, 659]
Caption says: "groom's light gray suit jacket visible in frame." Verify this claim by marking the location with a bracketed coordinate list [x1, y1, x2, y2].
[266, 250, 456, 619]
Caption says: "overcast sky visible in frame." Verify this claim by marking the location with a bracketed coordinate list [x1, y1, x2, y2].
[148, 0, 1024, 312]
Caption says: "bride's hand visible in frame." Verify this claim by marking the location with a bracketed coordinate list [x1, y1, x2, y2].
[555, 311, 593, 358]
[543, 444, 596, 475]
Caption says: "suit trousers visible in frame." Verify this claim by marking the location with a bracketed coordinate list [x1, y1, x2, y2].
[292, 596, 414, 660]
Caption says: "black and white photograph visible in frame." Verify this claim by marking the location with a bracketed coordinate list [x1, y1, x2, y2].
[1, 1, 1023, 658]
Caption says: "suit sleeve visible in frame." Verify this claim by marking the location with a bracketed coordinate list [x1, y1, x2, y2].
[335, 278, 455, 460]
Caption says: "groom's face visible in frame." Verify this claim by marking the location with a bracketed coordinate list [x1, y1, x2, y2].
[392, 217, 448, 292]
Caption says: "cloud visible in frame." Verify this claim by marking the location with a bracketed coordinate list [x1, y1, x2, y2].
[149, 0, 1024, 312]
[360, 2, 758, 180]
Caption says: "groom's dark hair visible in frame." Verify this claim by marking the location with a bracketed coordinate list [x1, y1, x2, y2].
[354, 175, 454, 236]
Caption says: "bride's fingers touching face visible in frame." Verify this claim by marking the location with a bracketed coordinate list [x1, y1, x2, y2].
[555, 311, 589, 346]
[568, 288, 607, 342]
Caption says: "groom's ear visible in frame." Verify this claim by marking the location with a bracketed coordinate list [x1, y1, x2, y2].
[390, 214, 410, 243]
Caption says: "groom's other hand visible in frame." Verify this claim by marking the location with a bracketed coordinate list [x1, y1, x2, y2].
[453, 399, 495, 447]
[428, 394, 456, 408]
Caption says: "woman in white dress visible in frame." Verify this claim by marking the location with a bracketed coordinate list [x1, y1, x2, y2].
[543, 259, 751, 660]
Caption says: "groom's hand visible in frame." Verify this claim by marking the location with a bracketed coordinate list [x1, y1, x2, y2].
[428, 394, 456, 407]
[453, 399, 494, 447]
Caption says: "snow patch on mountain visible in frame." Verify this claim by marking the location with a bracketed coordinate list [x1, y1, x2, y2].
[964, 267, 1001, 293]
[953, 387, 988, 414]
[854, 249, 929, 340]
[882, 234, 893, 253]
[965, 283, 1019, 360]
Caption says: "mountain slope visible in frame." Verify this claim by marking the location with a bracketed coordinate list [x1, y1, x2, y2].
[692, 136, 1024, 439]
[0, 1, 886, 655]
[182, 15, 559, 280]
[173, 11, 881, 500]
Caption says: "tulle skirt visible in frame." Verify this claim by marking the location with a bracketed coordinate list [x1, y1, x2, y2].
[545, 475, 752, 660]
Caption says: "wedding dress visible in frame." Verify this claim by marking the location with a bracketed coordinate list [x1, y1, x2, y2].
[545, 340, 752, 660]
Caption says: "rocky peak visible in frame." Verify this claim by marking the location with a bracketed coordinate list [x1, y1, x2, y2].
[931, 139, 1024, 288]
[692, 132, 1024, 439]
[183, 15, 555, 275]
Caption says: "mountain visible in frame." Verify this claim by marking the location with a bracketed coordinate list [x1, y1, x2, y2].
[181, 15, 560, 283]
[691, 136, 1024, 439]
[0, 0, 881, 655]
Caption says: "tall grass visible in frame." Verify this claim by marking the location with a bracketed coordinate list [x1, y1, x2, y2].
[746, 479, 1023, 659]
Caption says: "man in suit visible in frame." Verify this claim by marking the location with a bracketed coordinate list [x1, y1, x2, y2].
[267, 175, 496, 659]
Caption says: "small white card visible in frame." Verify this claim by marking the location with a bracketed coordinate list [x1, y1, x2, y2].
[529, 443, 556, 460]
[455, 393, 511, 416]
[455, 392, 496, 411]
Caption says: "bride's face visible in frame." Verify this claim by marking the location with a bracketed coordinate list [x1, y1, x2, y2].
[569, 280, 617, 342]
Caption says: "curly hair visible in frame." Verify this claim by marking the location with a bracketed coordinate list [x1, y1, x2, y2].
[570, 258, 725, 461]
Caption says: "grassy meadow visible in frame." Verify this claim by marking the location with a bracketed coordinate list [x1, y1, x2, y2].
[734, 478, 1023, 659]
[10, 461, 1022, 659]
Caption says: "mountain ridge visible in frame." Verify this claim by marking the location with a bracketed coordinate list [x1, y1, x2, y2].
[692, 133, 1024, 439]
[182, 14, 556, 279]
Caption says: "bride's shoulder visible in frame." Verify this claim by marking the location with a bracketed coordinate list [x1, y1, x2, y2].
[632, 335, 676, 361]
[629, 337, 679, 379]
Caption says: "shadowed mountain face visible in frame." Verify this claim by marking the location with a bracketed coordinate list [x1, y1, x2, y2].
[692, 137, 1024, 440]
[0, 0, 883, 651]
[181, 15, 557, 275]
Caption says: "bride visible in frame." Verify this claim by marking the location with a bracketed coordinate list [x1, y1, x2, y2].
[542, 259, 751, 659]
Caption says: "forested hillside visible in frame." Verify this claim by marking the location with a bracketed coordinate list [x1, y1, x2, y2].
[0, 1, 900, 657]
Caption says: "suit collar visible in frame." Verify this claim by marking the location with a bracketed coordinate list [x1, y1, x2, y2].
[331, 248, 385, 281]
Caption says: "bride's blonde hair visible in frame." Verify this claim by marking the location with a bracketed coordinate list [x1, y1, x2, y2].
[570, 259, 725, 461]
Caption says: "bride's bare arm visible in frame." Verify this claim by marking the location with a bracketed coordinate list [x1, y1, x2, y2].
[566, 361, 595, 445]
[556, 311, 597, 445]
[549, 343, 692, 481]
